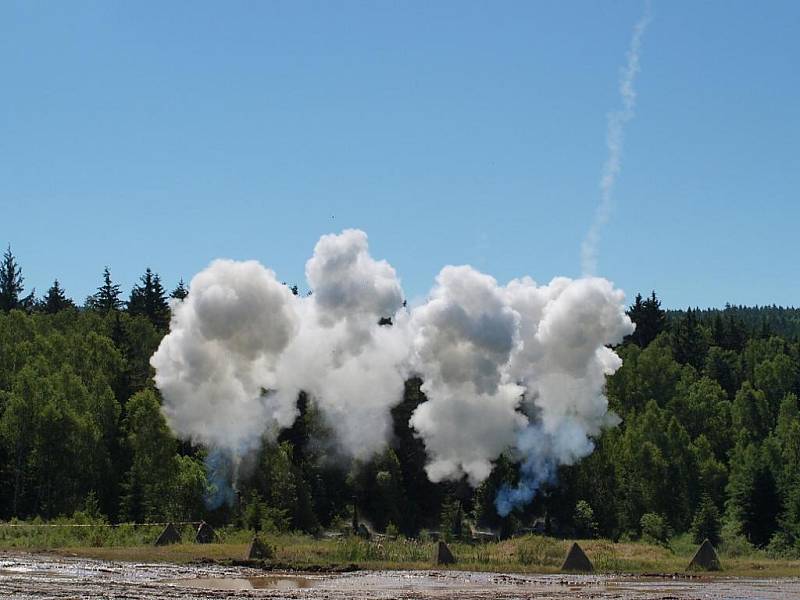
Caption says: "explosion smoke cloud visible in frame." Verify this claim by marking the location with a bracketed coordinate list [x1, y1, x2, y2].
[151, 229, 633, 512]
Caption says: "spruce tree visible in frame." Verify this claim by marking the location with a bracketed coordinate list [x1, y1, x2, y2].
[42, 279, 74, 313]
[671, 307, 708, 369]
[88, 267, 123, 313]
[627, 291, 666, 347]
[129, 268, 170, 330]
[170, 278, 188, 301]
[691, 494, 722, 546]
[0, 245, 33, 312]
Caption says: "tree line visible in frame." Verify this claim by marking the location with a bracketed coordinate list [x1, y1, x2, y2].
[1, 247, 800, 556]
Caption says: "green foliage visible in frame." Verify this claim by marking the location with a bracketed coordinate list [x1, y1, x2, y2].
[128, 268, 170, 330]
[243, 491, 269, 532]
[573, 500, 598, 539]
[170, 279, 188, 301]
[670, 308, 709, 370]
[719, 515, 754, 557]
[640, 513, 671, 547]
[438, 498, 465, 541]
[626, 291, 666, 348]
[87, 267, 123, 313]
[725, 441, 781, 547]
[1, 279, 800, 552]
[0, 246, 34, 313]
[41, 280, 75, 314]
[385, 522, 400, 539]
[691, 495, 722, 546]
[120, 389, 179, 522]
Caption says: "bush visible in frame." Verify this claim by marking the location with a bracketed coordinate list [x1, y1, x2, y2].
[640, 513, 671, 547]
[690, 495, 721, 546]
[385, 522, 400, 539]
[765, 531, 798, 559]
[719, 516, 754, 558]
[574, 500, 598, 539]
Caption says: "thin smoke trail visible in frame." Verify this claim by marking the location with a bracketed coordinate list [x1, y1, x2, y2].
[581, 3, 652, 276]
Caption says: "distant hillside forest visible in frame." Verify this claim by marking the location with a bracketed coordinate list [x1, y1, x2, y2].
[2, 246, 800, 556]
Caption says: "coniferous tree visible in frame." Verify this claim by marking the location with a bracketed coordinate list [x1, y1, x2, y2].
[626, 291, 666, 347]
[88, 267, 123, 313]
[42, 280, 74, 314]
[170, 278, 188, 301]
[671, 308, 709, 369]
[128, 268, 170, 330]
[726, 442, 781, 547]
[0, 246, 33, 312]
[152, 274, 170, 328]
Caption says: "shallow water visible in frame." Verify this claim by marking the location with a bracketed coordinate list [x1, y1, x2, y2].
[165, 574, 314, 590]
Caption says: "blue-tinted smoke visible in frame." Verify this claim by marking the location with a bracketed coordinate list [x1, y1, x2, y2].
[495, 423, 592, 516]
[495, 460, 556, 517]
[204, 449, 238, 510]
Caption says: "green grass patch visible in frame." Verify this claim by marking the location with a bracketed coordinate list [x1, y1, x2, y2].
[3, 521, 800, 577]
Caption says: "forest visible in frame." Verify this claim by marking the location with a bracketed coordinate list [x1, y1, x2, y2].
[2, 245, 800, 558]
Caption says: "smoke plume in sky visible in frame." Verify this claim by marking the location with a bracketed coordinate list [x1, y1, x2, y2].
[581, 4, 652, 276]
[151, 229, 633, 511]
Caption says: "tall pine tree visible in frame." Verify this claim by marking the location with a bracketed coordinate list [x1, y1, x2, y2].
[0, 245, 33, 312]
[42, 280, 74, 313]
[128, 268, 170, 330]
[626, 291, 667, 347]
[170, 278, 188, 301]
[88, 267, 123, 313]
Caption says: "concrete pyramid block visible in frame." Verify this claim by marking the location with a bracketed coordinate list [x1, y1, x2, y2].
[560, 542, 593, 572]
[433, 541, 456, 565]
[247, 536, 273, 560]
[687, 539, 721, 571]
[154, 523, 182, 546]
[195, 521, 216, 544]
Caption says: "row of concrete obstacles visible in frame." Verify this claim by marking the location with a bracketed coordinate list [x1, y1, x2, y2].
[434, 539, 722, 572]
[156, 523, 722, 573]
[153, 521, 216, 546]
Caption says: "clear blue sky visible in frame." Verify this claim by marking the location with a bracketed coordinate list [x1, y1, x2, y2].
[2, 1, 798, 309]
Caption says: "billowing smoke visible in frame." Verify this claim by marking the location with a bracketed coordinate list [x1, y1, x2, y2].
[408, 266, 526, 486]
[151, 229, 632, 512]
[152, 230, 410, 506]
[581, 3, 652, 276]
[495, 277, 634, 514]
[272, 230, 410, 460]
[151, 258, 300, 454]
[407, 272, 633, 514]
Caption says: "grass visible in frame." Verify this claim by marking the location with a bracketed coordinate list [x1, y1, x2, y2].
[2, 522, 799, 578]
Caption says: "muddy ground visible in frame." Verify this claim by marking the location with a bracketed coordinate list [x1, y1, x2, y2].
[1, 551, 799, 599]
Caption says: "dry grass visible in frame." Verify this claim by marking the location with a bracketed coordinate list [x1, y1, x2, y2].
[38, 534, 800, 578]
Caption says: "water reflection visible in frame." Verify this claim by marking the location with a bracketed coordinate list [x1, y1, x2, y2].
[166, 575, 314, 590]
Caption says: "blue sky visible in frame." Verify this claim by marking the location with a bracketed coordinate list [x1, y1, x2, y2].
[2, 1, 798, 309]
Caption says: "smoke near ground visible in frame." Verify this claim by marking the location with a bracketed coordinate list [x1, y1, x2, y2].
[151, 229, 633, 512]
[495, 277, 633, 515]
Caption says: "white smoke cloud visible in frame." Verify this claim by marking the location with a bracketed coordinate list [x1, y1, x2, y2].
[406, 271, 633, 508]
[495, 277, 633, 514]
[273, 229, 409, 460]
[581, 4, 652, 276]
[408, 266, 527, 486]
[151, 229, 633, 513]
[152, 230, 410, 466]
[151, 259, 300, 453]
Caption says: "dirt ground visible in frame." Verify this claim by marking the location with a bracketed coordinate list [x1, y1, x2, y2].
[1, 551, 799, 599]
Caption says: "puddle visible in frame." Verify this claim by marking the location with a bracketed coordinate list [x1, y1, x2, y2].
[165, 575, 315, 591]
[0, 568, 66, 578]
